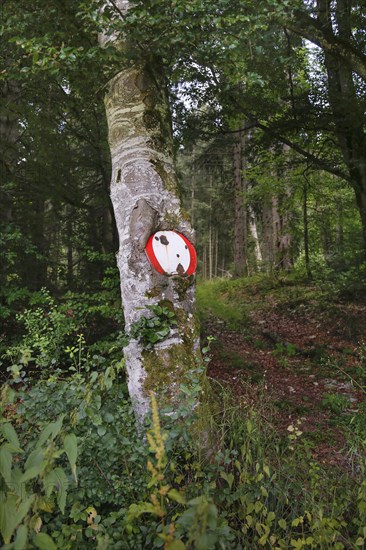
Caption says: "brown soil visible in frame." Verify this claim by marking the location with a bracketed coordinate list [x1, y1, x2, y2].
[205, 295, 366, 468]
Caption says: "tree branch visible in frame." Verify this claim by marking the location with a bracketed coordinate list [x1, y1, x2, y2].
[286, 10, 366, 82]
[221, 119, 350, 182]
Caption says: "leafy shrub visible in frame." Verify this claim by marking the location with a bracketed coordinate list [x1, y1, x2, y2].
[0, 412, 77, 548]
[2, 285, 125, 381]
[1, 349, 366, 548]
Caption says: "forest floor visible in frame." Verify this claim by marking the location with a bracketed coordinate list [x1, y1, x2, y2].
[197, 275, 366, 469]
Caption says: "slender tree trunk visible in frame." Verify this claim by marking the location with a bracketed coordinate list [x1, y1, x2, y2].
[233, 128, 248, 277]
[0, 81, 19, 228]
[203, 243, 207, 280]
[262, 204, 275, 272]
[248, 205, 263, 270]
[272, 196, 281, 269]
[191, 171, 195, 228]
[100, 2, 200, 422]
[303, 177, 312, 278]
[66, 208, 74, 288]
[215, 228, 218, 278]
[209, 174, 213, 280]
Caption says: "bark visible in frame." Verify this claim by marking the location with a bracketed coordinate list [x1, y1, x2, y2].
[209, 175, 213, 280]
[316, 0, 366, 257]
[303, 178, 312, 278]
[286, 8, 366, 81]
[66, 209, 74, 288]
[0, 81, 19, 225]
[262, 204, 275, 272]
[248, 206, 263, 270]
[262, 192, 293, 272]
[233, 128, 248, 278]
[100, 2, 200, 422]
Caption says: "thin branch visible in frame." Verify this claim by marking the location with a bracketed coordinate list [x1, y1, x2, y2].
[221, 120, 350, 182]
[286, 10, 366, 81]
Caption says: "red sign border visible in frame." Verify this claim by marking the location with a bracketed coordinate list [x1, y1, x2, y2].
[145, 231, 197, 276]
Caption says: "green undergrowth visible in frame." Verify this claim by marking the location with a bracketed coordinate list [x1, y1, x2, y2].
[196, 278, 252, 330]
[197, 274, 325, 326]
[1, 366, 366, 549]
[1, 272, 366, 548]
[197, 272, 366, 335]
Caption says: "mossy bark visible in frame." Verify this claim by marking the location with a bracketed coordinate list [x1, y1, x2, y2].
[100, 1, 200, 422]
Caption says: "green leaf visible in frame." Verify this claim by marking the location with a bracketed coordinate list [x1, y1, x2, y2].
[43, 468, 68, 513]
[64, 433, 77, 483]
[0, 494, 17, 544]
[168, 489, 186, 505]
[0, 444, 12, 485]
[54, 468, 67, 514]
[267, 511, 276, 523]
[127, 502, 160, 522]
[166, 541, 186, 550]
[97, 426, 106, 437]
[278, 518, 287, 530]
[33, 532, 57, 550]
[24, 449, 44, 471]
[0, 494, 34, 545]
[1, 423, 22, 452]
[11, 466, 25, 498]
[220, 471, 234, 489]
[20, 465, 43, 483]
[13, 524, 28, 550]
[36, 415, 64, 449]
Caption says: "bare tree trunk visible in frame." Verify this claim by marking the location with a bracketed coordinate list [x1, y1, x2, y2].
[191, 171, 195, 228]
[0, 81, 19, 227]
[215, 228, 218, 278]
[100, 2, 200, 422]
[233, 128, 248, 277]
[208, 175, 213, 280]
[303, 177, 312, 278]
[66, 208, 74, 288]
[262, 204, 274, 272]
[248, 205, 263, 270]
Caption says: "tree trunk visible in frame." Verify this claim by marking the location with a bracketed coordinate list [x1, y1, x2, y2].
[248, 205, 263, 270]
[317, 0, 366, 258]
[66, 208, 74, 289]
[0, 81, 19, 227]
[233, 128, 248, 277]
[100, 2, 200, 422]
[303, 177, 312, 278]
[262, 204, 275, 272]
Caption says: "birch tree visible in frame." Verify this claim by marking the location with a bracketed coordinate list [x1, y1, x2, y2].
[100, 1, 200, 422]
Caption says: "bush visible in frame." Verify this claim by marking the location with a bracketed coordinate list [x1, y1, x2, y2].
[1, 348, 366, 548]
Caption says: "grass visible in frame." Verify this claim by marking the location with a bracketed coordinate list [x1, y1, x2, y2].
[196, 278, 251, 329]
[197, 273, 326, 323]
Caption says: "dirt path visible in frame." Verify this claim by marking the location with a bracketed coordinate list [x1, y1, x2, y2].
[204, 296, 366, 468]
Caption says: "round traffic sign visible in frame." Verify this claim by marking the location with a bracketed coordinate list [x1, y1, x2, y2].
[145, 231, 197, 277]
